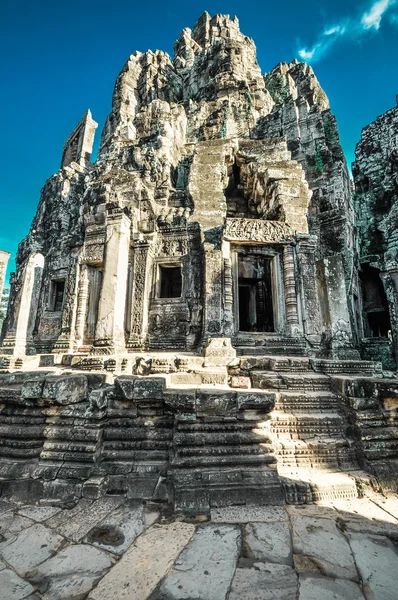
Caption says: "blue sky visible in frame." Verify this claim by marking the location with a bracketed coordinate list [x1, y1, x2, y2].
[1, 0, 397, 282]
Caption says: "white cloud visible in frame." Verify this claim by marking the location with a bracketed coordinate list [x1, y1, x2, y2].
[361, 0, 394, 30]
[297, 0, 397, 62]
[298, 47, 317, 60]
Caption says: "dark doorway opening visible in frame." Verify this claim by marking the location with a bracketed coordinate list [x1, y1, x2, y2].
[360, 264, 391, 338]
[238, 254, 274, 332]
[159, 265, 182, 298]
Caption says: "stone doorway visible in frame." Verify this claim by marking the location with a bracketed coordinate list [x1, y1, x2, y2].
[237, 254, 274, 332]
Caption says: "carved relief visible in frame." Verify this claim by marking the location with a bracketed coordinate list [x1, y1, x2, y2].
[224, 219, 292, 243]
[80, 225, 106, 266]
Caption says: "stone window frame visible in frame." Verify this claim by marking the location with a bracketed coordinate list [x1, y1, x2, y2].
[47, 278, 66, 313]
[152, 258, 184, 302]
[231, 244, 285, 335]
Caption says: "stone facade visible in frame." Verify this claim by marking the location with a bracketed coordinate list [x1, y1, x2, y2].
[0, 13, 397, 511]
[353, 105, 398, 369]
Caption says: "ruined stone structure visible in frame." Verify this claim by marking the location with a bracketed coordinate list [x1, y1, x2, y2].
[353, 105, 398, 370]
[0, 13, 397, 511]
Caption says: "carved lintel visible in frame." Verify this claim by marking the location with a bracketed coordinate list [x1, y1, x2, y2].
[224, 219, 292, 243]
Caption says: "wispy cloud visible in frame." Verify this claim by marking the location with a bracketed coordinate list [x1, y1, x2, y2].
[298, 0, 397, 62]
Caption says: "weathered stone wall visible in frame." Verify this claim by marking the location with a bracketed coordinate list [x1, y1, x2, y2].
[353, 106, 398, 368]
[0, 372, 279, 512]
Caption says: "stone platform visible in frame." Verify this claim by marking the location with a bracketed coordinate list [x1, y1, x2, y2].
[1, 493, 398, 599]
[0, 351, 397, 512]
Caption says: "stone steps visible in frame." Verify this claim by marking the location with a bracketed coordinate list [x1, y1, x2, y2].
[279, 468, 359, 504]
[271, 411, 345, 439]
[251, 372, 332, 391]
[273, 438, 357, 468]
[274, 391, 339, 411]
[170, 368, 228, 386]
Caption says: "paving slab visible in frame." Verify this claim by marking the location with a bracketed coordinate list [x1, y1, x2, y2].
[229, 563, 298, 600]
[40, 573, 102, 600]
[18, 505, 61, 523]
[46, 499, 93, 530]
[85, 501, 148, 555]
[0, 523, 64, 576]
[291, 515, 357, 581]
[244, 522, 292, 565]
[0, 567, 36, 599]
[88, 522, 195, 600]
[56, 496, 124, 542]
[150, 524, 241, 600]
[349, 533, 398, 600]
[27, 544, 113, 580]
[370, 495, 398, 521]
[298, 573, 365, 600]
[211, 505, 287, 523]
[0, 513, 35, 542]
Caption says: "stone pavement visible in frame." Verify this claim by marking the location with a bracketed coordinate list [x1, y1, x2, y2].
[1, 495, 398, 600]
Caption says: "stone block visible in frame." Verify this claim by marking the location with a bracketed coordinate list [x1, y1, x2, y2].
[42, 375, 88, 405]
[133, 377, 165, 400]
[244, 521, 293, 564]
[298, 574, 364, 600]
[230, 376, 251, 388]
[115, 376, 137, 400]
[0, 569, 36, 600]
[21, 377, 46, 399]
[229, 563, 298, 600]
[291, 515, 358, 581]
[204, 337, 237, 367]
[0, 523, 64, 576]
[88, 522, 195, 600]
[151, 524, 241, 600]
[195, 389, 237, 415]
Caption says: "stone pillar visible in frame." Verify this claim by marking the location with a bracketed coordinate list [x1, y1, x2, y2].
[2, 253, 44, 355]
[93, 209, 131, 354]
[222, 241, 234, 337]
[202, 242, 224, 341]
[127, 241, 152, 351]
[316, 254, 359, 359]
[295, 235, 322, 349]
[381, 271, 398, 369]
[53, 261, 79, 353]
[282, 244, 300, 336]
[0, 251, 10, 302]
[74, 264, 89, 345]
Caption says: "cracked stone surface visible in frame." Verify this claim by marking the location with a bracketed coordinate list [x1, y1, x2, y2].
[0, 494, 396, 599]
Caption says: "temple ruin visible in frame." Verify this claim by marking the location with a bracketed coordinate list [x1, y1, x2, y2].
[0, 13, 397, 512]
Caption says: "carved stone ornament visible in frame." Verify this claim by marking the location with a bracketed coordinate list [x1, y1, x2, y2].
[224, 219, 292, 243]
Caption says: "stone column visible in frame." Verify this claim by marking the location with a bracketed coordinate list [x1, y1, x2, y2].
[0, 251, 10, 302]
[202, 242, 224, 341]
[316, 254, 359, 359]
[53, 261, 79, 353]
[295, 235, 322, 349]
[127, 241, 152, 351]
[2, 253, 44, 355]
[74, 264, 89, 345]
[282, 244, 301, 336]
[381, 271, 398, 369]
[93, 209, 131, 354]
[222, 241, 234, 337]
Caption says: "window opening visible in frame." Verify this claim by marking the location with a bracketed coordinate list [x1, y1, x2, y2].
[49, 280, 65, 312]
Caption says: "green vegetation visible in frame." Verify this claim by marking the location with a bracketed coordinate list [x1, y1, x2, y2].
[265, 73, 289, 106]
[314, 143, 324, 173]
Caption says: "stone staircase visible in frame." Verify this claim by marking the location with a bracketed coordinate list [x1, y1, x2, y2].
[235, 356, 378, 504]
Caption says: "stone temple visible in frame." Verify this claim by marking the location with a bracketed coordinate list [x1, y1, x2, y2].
[0, 12, 397, 512]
